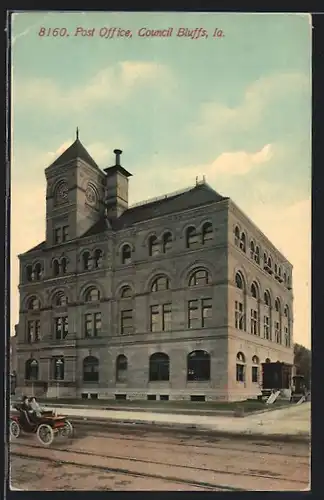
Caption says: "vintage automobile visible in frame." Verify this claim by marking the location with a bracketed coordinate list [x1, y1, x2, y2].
[10, 405, 74, 446]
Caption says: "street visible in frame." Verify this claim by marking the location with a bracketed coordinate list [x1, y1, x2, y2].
[10, 423, 310, 491]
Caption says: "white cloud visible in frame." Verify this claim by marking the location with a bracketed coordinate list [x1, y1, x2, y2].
[13, 61, 174, 113]
[206, 144, 273, 176]
[190, 72, 309, 138]
[130, 144, 273, 197]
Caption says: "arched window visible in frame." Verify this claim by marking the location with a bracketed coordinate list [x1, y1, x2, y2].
[52, 356, 64, 380]
[121, 244, 132, 264]
[162, 232, 172, 253]
[236, 352, 245, 382]
[83, 356, 99, 382]
[187, 350, 210, 381]
[278, 267, 282, 277]
[263, 252, 267, 267]
[234, 226, 240, 246]
[264, 291, 271, 306]
[25, 359, 39, 380]
[82, 251, 91, 271]
[27, 296, 40, 310]
[151, 275, 169, 292]
[287, 275, 291, 289]
[53, 259, 60, 277]
[275, 298, 281, 313]
[251, 282, 259, 299]
[202, 222, 213, 244]
[189, 269, 210, 287]
[250, 240, 255, 259]
[265, 357, 271, 363]
[274, 298, 281, 344]
[53, 291, 68, 307]
[252, 355, 260, 383]
[61, 257, 67, 274]
[240, 232, 246, 252]
[250, 283, 259, 335]
[34, 262, 42, 280]
[84, 287, 101, 302]
[186, 226, 199, 249]
[284, 305, 290, 347]
[120, 286, 133, 299]
[116, 354, 128, 382]
[26, 265, 33, 282]
[237, 352, 245, 363]
[149, 352, 170, 381]
[264, 291, 271, 340]
[149, 235, 159, 257]
[94, 249, 103, 269]
[235, 273, 245, 331]
[255, 246, 260, 264]
[275, 264, 278, 275]
[235, 272, 244, 290]
[267, 257, 272, 273]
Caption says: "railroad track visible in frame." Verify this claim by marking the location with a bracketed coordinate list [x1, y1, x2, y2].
[11, 443, 244, 491]
[10, 440, 309, 490]
[72, 426, 310, 460]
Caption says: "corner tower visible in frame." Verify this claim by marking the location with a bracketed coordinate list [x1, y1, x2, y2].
[45, 129, 106, 246]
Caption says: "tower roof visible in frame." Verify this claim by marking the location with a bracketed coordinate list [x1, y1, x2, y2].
[47, 137, 99, 170]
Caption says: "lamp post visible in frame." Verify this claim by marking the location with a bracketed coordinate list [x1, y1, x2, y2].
[30, 359, 38, 397]
[55, 358, 63, 399]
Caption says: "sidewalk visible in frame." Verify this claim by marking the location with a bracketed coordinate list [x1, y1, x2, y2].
[47, 401, 311, 442]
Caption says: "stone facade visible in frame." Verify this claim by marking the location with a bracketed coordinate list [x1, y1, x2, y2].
[15, 138, 293, 401]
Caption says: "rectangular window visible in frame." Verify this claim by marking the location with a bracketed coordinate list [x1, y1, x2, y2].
[188, 300, 200, 329]
[62, 225, 69, 242]
[201, 298, 212, 327]
[236, 364, 245, 382]
[150, 305, 161, 332]
[264, 315, 270, 340]
[55, 317, 68, 340]
[252, 366, 259, 383]
[250, 309, 259, 335]
[121, 309, 133, 335]
[52, 357, 64, 380]
[94, 312, 101, 336]
[188, 299, 213, 329]
[162, 303, 172, 331]
[35, 320, 41, 341]
[54, 228, 61, 244]
[275, 321, 281, 343]
[27, 320, 34, 343]
[284, 326, 290, 347]
[85, 314, 93, 337]
[235, 301, 244, 330]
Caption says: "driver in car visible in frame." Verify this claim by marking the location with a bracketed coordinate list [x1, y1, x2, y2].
[29, 397, 43, 418]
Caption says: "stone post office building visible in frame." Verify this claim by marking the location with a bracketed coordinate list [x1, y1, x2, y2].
[15, 134, 294, 401]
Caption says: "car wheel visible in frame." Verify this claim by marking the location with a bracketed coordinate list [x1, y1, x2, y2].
[37, 423, 54, 446]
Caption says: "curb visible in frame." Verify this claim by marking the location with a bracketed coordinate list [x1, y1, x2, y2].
[40, 402, 294, 418]
[70, 416, 311, 444]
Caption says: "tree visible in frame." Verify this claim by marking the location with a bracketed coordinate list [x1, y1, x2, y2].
[293, 343, 311, 389]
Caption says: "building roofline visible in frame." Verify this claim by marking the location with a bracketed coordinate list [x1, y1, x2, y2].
[228, 199, 292, 267]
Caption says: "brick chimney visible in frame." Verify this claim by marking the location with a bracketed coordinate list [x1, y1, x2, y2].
[104, 149, 132, 218]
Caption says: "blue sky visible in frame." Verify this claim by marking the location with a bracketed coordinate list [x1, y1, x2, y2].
[11, 11, 311, 347]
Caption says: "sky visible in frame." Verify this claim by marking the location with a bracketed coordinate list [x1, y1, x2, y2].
[10, 11, 311, 348]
